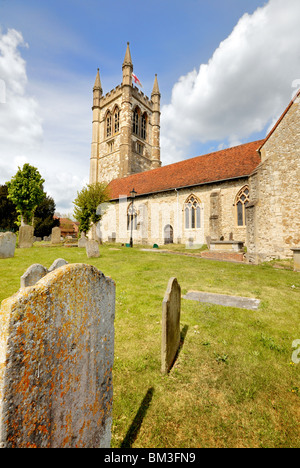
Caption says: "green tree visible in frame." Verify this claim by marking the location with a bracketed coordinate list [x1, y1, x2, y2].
[0, 184, 18, 231]
[73, 182, 110, 234]
[6, 164, 45, 226]
[34, 194, 59, 238]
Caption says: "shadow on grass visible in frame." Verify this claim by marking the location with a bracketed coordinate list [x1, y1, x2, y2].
[120, 387, 155, 448]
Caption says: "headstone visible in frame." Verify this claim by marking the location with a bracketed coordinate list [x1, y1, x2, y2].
[20, 263, 48, 288]
[291, 248, 300, 272]
[48, 258, 68, 272]
[0, 263, 115, 448]
[51, 226, 61, 244]
[86, 240, 100, 258]
[18, 225, 34, 248]
[78, 232, 88, 248]
[0, 232, 16, 259]
[183, 290, 260, 311]
[161, 277, 181, 374]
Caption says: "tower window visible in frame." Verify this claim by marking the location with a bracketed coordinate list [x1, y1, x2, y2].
[141, 113, 147, 140]
[132, 108, 140, 136]
[107, 140, 114, 153]
[234, 186, 249, 226]
[136, 142, 144, 155]
[106, 112, 112, 138]
[114, 107, 120, 134]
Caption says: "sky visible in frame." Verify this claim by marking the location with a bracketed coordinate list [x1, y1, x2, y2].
[0, 0, 300, 214]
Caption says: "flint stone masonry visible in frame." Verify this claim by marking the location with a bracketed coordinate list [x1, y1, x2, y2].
[0, 263, 115, 448]
[86, 240, 100, 258]
[18, 225, 34, 249]
[51, 227, 61, 244]
[161, 277, 181, 374]
[0, 232, 16, 259]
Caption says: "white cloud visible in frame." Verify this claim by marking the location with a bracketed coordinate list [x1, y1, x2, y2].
[0, 28, 43, 181]
[0, 28, 90, 214]
[161, 0, 300, 164]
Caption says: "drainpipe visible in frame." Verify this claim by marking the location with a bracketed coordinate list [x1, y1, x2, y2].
[175, 188, 179, 243]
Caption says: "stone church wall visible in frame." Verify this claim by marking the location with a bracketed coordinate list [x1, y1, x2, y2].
[99, 179, 249, 247]
[246, 98, 300, 263]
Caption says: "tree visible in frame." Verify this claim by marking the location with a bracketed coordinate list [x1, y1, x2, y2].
[0, 184, 18, 231]
[73, 182, 110, 234]
[34, 194, 59, 238]
[6, 164, 45, 226]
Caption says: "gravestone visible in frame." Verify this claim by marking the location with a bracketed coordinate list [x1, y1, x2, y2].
[0, 263, 115, 448]
[78, 232, 88, 248]
[48, 258, 68, 272]
[183, 290, 260, 311]
[86, 240, 100, 258]
[18, 225, 34, 248]
[161, 277, 181, 374]
[51, 226, 61, 244]
[0, 232, 16, 259]
[291, 248, 300, 272]
[20, 263, 48, 288]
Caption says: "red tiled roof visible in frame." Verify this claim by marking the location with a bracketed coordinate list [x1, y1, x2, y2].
[108, 139, 264, 199]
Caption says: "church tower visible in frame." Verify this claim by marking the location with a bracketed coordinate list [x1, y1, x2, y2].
[89, 43, 161, 185]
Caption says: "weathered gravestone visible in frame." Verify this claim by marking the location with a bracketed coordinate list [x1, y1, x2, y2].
[20, 263, 48, 288]
[78, 232, 88, 248]
[48, 258, 68, 272]
[86, 240, 100, 258]
[51, 226, 61, 245]
[0, 263, 115, 448]
[20, 259, 69, 288]
[0, 232, 16, 259]
[18, 225, 34, 248]
[161, 277, 181, 374]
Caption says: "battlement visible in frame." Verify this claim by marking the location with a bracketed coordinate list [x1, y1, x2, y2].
[132, 86, 153, 110]
[101, 84, 122, 107]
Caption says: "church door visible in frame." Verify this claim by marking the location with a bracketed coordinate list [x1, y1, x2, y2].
[164, 225, 173, 244]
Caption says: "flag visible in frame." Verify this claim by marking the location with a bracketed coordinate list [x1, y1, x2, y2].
[132, 73, 142, 87]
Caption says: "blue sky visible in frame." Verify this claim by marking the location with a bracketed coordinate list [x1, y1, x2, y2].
[0, 0, 300, 213]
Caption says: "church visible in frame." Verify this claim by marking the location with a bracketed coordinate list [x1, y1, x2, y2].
[89, 43, 300, 264]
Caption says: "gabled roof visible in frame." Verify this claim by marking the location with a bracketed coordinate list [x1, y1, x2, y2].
[108, 139, 264, 199]
[259, 88, 300, 151]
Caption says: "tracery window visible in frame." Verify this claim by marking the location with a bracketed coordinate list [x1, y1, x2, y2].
[127, 202, 137, 231]
[114, 107, 120, 134]
[141, 113, 147, 140]
[106, 111, 112, 138]
[184, 195, 201, 229]
[234, 186, 249, 226]
[132, 107, 140, 136]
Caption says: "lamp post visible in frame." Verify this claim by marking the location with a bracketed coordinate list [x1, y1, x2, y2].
[129, 188, 137, 248]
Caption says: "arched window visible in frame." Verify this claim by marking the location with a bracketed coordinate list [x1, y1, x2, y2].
[235, 186, 249, 226]
[141, 112, 147, 140]
[106, 111, 112, 138]
[132, 107, 140, 136]
[114, 106, 120, 134]
[127, 202, 137, 231]
[184, 195, 201, 229]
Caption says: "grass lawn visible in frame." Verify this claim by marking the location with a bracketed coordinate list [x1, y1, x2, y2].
[0, 243, 299, 448]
